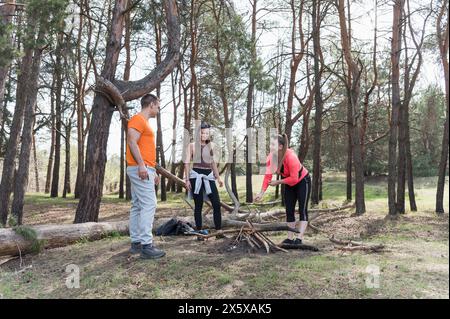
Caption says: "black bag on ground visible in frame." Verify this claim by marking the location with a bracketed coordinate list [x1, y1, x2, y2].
[155, 218, 196, 236]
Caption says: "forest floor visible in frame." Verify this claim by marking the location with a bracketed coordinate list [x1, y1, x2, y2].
[0, 174, 448, 299]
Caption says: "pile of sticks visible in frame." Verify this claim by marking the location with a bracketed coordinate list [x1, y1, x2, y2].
[226, 222, 288, 254]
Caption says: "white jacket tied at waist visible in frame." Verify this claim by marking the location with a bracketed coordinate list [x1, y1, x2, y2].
[189, 170, 216, 195]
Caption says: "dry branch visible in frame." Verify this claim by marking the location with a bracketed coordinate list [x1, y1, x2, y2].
[329, 235, 385, 253]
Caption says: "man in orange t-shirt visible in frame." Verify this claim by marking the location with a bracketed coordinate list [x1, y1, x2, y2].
[126, 93, 165, 259]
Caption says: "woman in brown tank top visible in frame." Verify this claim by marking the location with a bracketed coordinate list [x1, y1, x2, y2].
[184, 122, 223, 238]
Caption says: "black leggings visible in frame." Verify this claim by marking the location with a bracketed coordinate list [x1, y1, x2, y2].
[284, 174, 311, 222]
[190, 168, 222, 230]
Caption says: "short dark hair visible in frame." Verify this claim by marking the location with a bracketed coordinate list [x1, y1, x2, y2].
[141, 94, 159, 109]
[201, 122, 211, 129]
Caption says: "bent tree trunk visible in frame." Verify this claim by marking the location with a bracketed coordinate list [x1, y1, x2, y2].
[74, 0, 180, 223]
[74, 0, 129, 222]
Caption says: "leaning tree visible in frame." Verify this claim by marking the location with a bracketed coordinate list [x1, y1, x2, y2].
[74, 0, 180, 223]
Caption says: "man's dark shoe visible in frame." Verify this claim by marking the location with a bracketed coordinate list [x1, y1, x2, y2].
[293, 238, 303, 245]
[129, 242, 141, 254]
[195, 229, 208, 241]
[141, 244, 166, 259]
[281, 238, 294, 245]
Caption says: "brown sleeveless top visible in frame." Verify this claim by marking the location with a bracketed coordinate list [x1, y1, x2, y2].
[192, 144, 213, 169]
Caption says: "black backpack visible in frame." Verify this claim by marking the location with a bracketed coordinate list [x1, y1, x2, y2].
[155, 218, 196, 236]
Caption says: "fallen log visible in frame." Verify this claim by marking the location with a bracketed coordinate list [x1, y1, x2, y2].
[0, 221, 129, 257]
[0, 216, 300, 257]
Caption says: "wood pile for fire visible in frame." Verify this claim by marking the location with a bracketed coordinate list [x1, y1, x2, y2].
[197, 221, 319, 254]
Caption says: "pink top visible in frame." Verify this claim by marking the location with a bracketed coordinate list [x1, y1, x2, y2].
[262, 149, 309, 192]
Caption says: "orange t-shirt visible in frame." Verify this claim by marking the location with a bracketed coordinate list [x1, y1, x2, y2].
[126, 114, 156, 167]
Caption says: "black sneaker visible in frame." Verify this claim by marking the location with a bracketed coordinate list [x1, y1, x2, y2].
[141, 244, 166, 259]
[129, 242, 141, 254]
[281, 238, 294, 245]
[293, 238, 303, 245]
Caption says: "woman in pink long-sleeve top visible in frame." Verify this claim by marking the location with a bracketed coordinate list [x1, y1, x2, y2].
[255, 134, 311, 245]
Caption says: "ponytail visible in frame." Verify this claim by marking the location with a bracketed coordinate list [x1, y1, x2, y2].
[271, 133, 289, 174]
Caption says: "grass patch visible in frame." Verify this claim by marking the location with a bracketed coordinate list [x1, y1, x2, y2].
[217, 273, 233, 286]
[12, 225, 47, 254]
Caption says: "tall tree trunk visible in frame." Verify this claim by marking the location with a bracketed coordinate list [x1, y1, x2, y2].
[338, 0, 365, 214]
[119, 121, 125, 199]
[74, 5, 86, 199]
[298, 107, 311, 162]
[62, 121, 71, 198]
[396, 18, 409, 214]
[388, 0, 404, 215]
[74, 83, 84, 199]
[0, 46, 33, 226]
[50, 32, 64, 198]
[45, 76, 56, 194]
[405, 109, 417, 211]
[0, 1, 16, 126]
[245, 0, 257, 203]
[189, 0, 200, 121]
[11, 39, 44, 225]
[169, 72, 180, 193]
[32, 134, 40, 193]
[119, 7, 131, 200]
[346, 116, 352, 201]
[311, 0, 322, 205]
[154, 13, 167, 201]
[156, 110, 167, 201]
[285, 0, 306, 141]
[211, 1, 238, 201]
[0, 67, 13, 156]
[397, 97, 406, 213]
[231, 147, 239, 201]
[436, 0, 449, 214]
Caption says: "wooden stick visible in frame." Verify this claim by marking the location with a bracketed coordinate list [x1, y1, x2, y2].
[243, 233, 256, 250]
[248, 234, 262, 249]
[335, 245, 385, 252]
[258, 232, 289, 253]
[329, 235, 363, 246]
